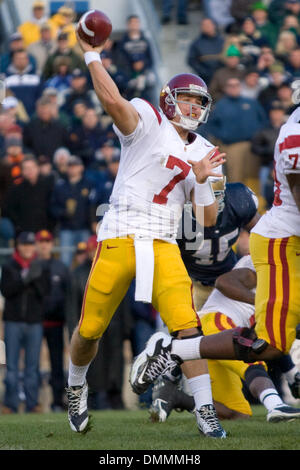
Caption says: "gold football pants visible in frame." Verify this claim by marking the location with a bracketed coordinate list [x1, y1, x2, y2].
[79, 237, 200, 339]
[250, 233, 300, 353]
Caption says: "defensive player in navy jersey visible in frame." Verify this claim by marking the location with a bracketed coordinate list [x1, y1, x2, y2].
[178, 177, 260, 310]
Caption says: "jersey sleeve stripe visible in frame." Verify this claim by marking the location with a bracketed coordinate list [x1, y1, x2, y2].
[141, 99, 162, 125]
[279, 135, 300, 152]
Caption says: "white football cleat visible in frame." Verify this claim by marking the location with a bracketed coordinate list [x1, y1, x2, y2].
[66, 381, 89, 432]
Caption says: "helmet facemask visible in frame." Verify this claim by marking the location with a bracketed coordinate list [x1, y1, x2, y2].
[165, 86, 212, 131]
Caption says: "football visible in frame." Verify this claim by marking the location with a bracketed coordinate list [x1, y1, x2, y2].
[77, 9, 112, 47]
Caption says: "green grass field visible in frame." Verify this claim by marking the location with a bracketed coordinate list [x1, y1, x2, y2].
[0, 405, 300, 451]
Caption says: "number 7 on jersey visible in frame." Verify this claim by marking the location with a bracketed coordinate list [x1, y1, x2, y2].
[153, 155, 191, 205]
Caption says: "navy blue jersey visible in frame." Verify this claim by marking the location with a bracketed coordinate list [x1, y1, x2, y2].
[177, 183, 258, 286]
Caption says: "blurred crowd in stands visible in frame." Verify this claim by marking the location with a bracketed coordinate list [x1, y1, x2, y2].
[0, 0, 299, 413]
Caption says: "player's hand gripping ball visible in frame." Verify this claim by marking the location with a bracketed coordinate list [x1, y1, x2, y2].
[78, 10, 112, 47]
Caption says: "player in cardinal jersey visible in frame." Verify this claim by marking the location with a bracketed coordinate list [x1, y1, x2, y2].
[150, 256, 300, 423]
[65, 30, 227, 437]
[249, 106, 300, 357]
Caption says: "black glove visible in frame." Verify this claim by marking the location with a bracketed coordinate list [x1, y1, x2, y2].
[22, 260, 43, 286]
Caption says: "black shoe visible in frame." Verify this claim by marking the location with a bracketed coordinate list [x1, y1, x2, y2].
[150, 378, 195, 422]
[130, 332, 181, 395]
[178, 18, 188, 25]
[289, 371, 300, 399]
[195, 404, 227, 438]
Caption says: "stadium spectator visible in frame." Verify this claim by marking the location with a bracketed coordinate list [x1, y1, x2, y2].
[115, 15, 156, 101]
[100, 50, 129, 98]
[53, 147, 71, 180]
[28, 23, 57, 76]
[71, 240, 88, 270]
[251, 102, 286, 207]
[1, 95, 29, 126]
[187, 17, 225, 85]
[280, 13, 300, 41]
[268, 0, 300, 30]
[202, 0, 234, 31]
[98, 153, 119, 202]
[23, 96, 70, 160]
[48, 5, 77, 48]
[257, 61, 290, 112]
[41, 87, 71, 128]
[209, 44, 245, 102]
[37, 155, 56, 185]
[44, 56, 73, 94]
[50, 155, 96, 266]
[250, 1, 279, 49]
[275, 31, 298, 66]
[285, 47, 300, 79]
[4, 49, 42, 117]
[0, 231, 50, 413]
[68, 99, 89, 129]
[18, 0, 49, 47]
[67, 235, 129, 410]
[229, 0, 258, 30]
[161, 0, 189, 25]
[203, 77, 267, 188]
[69, 107, 109, 167]
[1, 134, 24, 186]
[0, 32, 37, 75]
[276, 81, 298, 115]
[0, 111, 18, 150]
[3, 155, 54, 234]
[42, 32, 84, 80]
[86, 139, 121, 184]
[255, 46, 277, 77]
[240, 66, 263, 99]
[35, 229, 70, 412]
[60, 68, 100, 116]
[236, 16, 271, 68]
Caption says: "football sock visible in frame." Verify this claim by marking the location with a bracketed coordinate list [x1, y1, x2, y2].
[68, 359, 90, 387]
[259, 388, 284, 411]
[171, 336, 202, 361]
[187, 374, 213, 409]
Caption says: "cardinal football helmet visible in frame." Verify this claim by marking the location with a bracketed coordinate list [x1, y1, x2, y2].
[160, 73, 212, 131]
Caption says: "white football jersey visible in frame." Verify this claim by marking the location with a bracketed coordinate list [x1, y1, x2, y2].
[252, 107, 300, 238]
[198, 255, 256, 327]
[97, 98, 222, 243]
